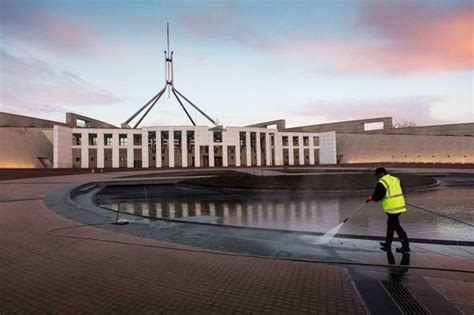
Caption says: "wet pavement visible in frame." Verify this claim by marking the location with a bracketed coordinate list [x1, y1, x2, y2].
[94, 175, 474, 242]
[68, 187, 474, 273]
[7, 167, 470, 314]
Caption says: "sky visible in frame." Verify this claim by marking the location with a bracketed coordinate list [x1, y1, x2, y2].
[0, 0, 473, 128]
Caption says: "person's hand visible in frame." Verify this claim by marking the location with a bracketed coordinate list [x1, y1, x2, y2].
[366, 195, 373, 203]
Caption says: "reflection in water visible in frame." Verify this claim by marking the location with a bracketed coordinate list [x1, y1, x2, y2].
[110, 199, 342, 231]
[97, 185, 474, 241]
[386, 250, 411, 278]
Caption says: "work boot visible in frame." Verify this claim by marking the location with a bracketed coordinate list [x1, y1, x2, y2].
[396, 246, 411, 253]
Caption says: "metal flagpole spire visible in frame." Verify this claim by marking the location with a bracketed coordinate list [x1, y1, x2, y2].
[122, 23, 219, 129]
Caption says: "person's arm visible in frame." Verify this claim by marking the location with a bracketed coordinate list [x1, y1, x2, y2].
[367, 183, 386, 202]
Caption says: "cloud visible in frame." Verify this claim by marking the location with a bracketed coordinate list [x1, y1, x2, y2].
[293, 95, 451, 126]
[179, 3, 273, 49]
[270, 1, 473, 73]
[0, 49, 125, 114]
[0, 1, 95, 54]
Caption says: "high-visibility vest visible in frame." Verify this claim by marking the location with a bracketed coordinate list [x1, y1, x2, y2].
[378, 174, 407, 214]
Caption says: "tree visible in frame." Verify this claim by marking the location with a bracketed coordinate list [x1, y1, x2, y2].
[393, 120, 417, 128]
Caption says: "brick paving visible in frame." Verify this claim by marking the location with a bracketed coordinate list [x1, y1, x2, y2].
[424, 277, 474, 314]
[0, 174, 366, 314]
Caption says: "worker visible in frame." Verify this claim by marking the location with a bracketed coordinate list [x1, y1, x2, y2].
[366, 167, 410, 252]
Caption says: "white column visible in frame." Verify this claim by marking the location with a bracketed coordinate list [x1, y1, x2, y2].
[209, 144, 215, 167]
[112, 133, 119, 168]
[194, 136, 200, 167]
[181, 129, 187, 167]
[223, 145, 228, 167]
[127, 132, 134, 168]
[288, 135, 294, 165]
[81, 131, 89, 168]
[309, 135, 315, 165]
[299, 135, 304, 166]
[265, 133, 271, 166]
[256, 132, 261, 166]
[169, 130, 175, 167]
[142, 131, 149, 168]
[97, 131, 104, 168]
[274, 134, 283, 166]
[235, 141, 241, 167]
[246, 131, 251, 166]
[156, 130, 162, 168]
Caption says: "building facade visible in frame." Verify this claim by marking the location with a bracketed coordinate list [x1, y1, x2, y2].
[53, 125, 337, 168]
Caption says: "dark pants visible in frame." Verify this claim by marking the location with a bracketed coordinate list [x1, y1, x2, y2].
[386, 213, 409, 247]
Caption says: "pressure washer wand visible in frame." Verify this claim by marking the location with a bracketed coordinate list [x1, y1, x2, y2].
[342, 202, 367, 224]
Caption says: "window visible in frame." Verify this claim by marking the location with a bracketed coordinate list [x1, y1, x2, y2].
[161, 131, 169, 146]
[148, 131, 156, 146]
[239, 132, 246, 146]
[89, 134, 97, 146]
[282, 136, 288, 146]
[104, 134, 113, 146]
[174, 131, 181, 146]
[119, 134, 127, 146]
[250, 132, 256, 146]
[73, 134, 81, 145]
[213, 131, 222, 143]
[293, 136, 299, 146]
[134, 134, 142, 146]
[303, 137, 309, 146]
[75, 157, 80, 162]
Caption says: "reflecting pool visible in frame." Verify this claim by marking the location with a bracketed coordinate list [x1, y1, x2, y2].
[95, 183, 474, 242]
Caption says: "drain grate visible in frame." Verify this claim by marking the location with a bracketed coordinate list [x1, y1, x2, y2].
[380, 280, 431, 315]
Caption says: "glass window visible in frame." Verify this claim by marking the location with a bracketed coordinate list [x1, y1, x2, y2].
[119, 134, 127, 146]
[213, 131, 222, 143]
[293, 136, 299, 146]
[282, 136, 288, 146]
[239, 132, 246, 146]
[72, 133, 81, 145]
[104, 134, 113, 146]
[88, 134, 97, 146]
[134, 134, 142, 146]
[303, 136, 309, 146]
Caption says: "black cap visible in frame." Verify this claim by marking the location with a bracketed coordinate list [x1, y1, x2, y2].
[375, 167, 387, 175]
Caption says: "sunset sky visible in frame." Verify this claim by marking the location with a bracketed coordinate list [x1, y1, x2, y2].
[1, 0, 472, 128]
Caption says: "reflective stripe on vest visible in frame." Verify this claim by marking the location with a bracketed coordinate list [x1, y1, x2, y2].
[378, 174, 407, 214]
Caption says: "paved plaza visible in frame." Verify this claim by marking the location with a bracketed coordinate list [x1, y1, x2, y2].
[1, 168, 473, 314]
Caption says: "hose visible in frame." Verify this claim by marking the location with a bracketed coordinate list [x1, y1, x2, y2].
[342, 202, 366, 223]
[407, 203, 474, 228]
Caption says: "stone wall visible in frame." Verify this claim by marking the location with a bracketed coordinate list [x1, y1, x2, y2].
[0, 112, 68, 128]
[336, 133, 474, 164]
[285, 117, 393, 133]
[0, 128, 54, 168]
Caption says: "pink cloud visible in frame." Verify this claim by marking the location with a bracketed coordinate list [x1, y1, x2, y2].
[273, 1, 473, 73]
[294, 95, 451, 126]
[1, 3, 95, 54]
[0, 50, 125, 114]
